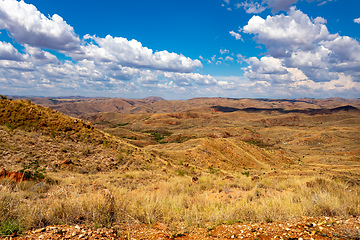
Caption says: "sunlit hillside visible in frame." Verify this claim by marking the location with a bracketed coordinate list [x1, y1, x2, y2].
[1, 97, 360, 239]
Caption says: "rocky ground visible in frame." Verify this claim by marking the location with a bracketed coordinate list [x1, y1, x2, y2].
[2, 217, 359, 239]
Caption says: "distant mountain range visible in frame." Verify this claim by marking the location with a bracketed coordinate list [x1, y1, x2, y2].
[10, 96, 360, 118]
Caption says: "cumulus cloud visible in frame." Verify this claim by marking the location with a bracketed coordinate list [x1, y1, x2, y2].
[0, 0, 215, 98]
[0, 0, 80, 51]
[229, 30, 242, 40]
[71, 35, 203, 73]
[237, 0, 335, 14]
[354, 18, 360, 24]
[243, 8, 331, 58]
[218, 80, 237, 90]
[246, 56, 288, 76]
[24, 45, 59, 64]
[163, 72, 217, 86]
[0, 41, 25, 61]
[240, 7, 360, 93]
[225, 56, 234, 61]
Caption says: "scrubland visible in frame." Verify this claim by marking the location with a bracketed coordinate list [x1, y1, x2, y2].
[1, 170, 360, 235]
[0, 97, 360, 237]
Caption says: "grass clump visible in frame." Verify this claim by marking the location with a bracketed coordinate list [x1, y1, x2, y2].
[0, 220, 24, 236]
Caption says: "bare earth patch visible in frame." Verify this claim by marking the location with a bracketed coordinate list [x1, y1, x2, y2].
[3, 217, 359, 239]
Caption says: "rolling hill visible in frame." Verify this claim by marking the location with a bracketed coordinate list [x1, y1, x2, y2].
[1, 96, 360, 239]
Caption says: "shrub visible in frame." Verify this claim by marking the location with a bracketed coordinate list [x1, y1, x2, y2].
[0, 220, 23, 236]
[19, 160, 46, 181]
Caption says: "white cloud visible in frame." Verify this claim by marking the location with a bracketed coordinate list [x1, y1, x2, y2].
[137, 70, 160, 87]
[266, 0, 298, 13]
[237, 0, 335, 14]
[72, 35, 203, 73]
[24, 45, 59, 64]
[246, 56, 288, 75]
[229, 30, 242, 40]
[220, 49, 230, 55]
[237, 1, 266, 13]
[0, 1, 218, 98]
[163, 72, 217, 86]
[317, 0, 336, 6]
[218, 81, 237, 90]
[244, 56, 296, 84]
[354, 18, 360, 24]
[0, 59, 34, 71]
[0, 41, 25, 61]
[225, 56, 234, 61]
[0, 0, 80, 51]
[322, 36, 360, 63]
[313, 16, 327, 24]
[243, 7, 332, 57]
[238, 7, 360, 97]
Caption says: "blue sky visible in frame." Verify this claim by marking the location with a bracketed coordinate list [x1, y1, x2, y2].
[0, 0, 359, 99]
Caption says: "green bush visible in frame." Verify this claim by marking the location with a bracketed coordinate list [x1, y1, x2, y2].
[19, 160, 46, 181]
[0, 220, 23, 236]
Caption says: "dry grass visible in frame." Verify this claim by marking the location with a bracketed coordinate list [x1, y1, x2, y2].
[1, 98, 360, 236]
[0, 99, 165, 174]
[1, 171, 359, 234]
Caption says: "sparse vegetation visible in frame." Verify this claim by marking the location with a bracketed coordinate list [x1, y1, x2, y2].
[19, 160, 46, 181]
[0, 173, 359, 232]
[1, 97, 360, 237]
[0, 220, 23, 236]
[150, 131, 170, 144]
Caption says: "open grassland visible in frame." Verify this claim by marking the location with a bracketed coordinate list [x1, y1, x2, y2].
[1, 97, 360, 237]
[1, 171, 360, 234]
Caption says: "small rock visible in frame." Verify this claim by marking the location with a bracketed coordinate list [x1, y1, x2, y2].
[34, 228, 46, 233]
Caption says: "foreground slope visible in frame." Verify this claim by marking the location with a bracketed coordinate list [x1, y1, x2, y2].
[0, 98, 162, 173]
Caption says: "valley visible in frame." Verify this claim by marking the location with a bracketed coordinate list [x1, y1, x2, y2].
[1, 96, 360, 239]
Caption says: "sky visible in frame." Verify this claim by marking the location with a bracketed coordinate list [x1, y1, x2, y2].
[0, 0, 360, 99]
